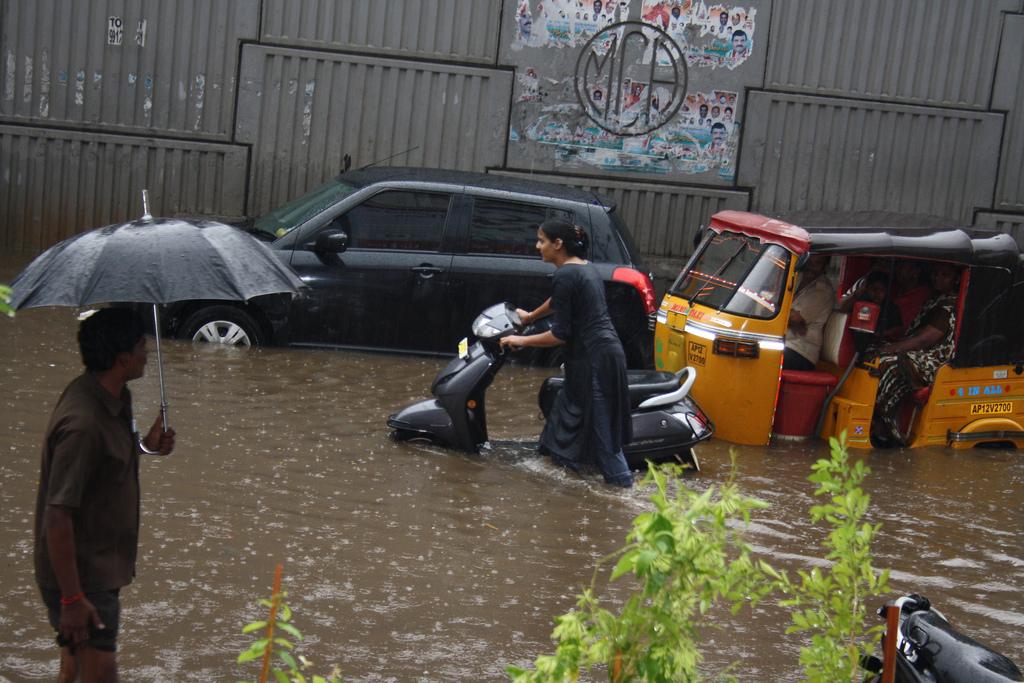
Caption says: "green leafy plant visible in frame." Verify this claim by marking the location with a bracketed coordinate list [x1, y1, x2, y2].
[0, 283, 13, 317]
[238, 565, 343, 683]
[766, 433, 889, 682]
[508, 458, 773, 682]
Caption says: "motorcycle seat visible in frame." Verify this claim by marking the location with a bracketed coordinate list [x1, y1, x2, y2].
[904, 610, 1023, 682]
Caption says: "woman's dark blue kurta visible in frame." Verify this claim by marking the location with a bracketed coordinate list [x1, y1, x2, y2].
[540, 263, 632, 470]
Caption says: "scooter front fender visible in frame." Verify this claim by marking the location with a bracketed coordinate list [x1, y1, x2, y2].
[387, 399, 458, 448]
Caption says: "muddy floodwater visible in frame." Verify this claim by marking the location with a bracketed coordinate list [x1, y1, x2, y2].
[1, 295, 1022, 680]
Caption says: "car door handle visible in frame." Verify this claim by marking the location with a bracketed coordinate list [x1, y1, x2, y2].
[412, 265, 444, 278]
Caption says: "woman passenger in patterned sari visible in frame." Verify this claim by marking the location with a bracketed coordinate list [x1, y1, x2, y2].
[871, 263, 961, 446]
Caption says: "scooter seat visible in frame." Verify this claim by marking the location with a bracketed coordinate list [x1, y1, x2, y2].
[904, 610, 1023, 682]
[625, 370, 684, 406]
[540, 371, 682, 409]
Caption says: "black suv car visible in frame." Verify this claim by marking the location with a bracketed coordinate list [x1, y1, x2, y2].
[164, 168, 656, 366]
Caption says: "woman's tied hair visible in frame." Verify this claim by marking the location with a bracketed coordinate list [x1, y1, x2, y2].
[572, 226, 585, 249]
[540, 218, 590, 258]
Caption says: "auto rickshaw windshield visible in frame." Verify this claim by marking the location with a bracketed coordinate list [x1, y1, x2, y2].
[669, 232, 790, 319]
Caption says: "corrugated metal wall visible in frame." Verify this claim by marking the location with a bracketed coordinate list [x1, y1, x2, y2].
[1, 0, 1022, 264]
[260, 0, 502, 64]
[236, 45, 512, 216]
[0, 124, 247, 252]
[0, 0, 259, 139]
[765, 0, 1019, 109]
[994, 13, 1024, 212]
[976, 211, 1024, 248]
[739, 92, 1003, 224]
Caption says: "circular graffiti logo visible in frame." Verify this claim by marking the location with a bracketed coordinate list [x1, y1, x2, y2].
[574, 21, 687, 137]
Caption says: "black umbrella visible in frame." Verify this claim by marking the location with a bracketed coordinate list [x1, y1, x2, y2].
[10, 207, 305, 433]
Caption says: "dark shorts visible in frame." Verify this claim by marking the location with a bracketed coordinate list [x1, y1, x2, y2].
[41, 588, 120, 652]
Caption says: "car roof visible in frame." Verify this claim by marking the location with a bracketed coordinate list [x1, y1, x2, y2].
[710, 210, 1020, 270]
[336, 166, 610, 208]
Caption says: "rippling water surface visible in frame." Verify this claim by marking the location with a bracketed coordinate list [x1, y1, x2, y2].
[1, 263, 1021, 682]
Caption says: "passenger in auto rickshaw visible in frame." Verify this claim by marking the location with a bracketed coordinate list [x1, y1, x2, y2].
[838, 269, 904, 351]
[783, 254, 834, 371]
[871, 263, 961, 445]
[891, 259, 932, 335]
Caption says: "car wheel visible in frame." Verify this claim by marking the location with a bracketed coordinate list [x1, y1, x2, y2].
[182, 306, 263, 346]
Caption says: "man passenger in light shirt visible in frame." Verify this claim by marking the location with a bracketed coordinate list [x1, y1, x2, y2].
[783, 254, 834, 371]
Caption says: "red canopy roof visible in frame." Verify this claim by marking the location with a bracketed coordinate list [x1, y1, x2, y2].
[709, 211, 811, 255]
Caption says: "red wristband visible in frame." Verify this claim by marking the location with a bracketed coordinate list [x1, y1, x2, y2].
[60, 592, 84, 606]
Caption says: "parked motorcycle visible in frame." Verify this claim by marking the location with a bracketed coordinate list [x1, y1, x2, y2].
[864, 594, 1022, 682]
[387, 303, 712, 470]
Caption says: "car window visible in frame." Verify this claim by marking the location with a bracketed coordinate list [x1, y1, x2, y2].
[334, 190, 451, 251]
[468, 199, 572, 256]
[253, 178, 360, 239]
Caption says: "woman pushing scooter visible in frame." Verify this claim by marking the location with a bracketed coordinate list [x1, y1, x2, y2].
[500, 219, 634, 487]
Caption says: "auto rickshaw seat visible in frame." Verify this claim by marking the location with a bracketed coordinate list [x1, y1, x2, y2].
[912, 386, 932, 404]
[775, 370, 839, 436]
[821, 311, 853, 366]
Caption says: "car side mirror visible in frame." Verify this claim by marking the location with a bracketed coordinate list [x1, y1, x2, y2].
[313, 229, 349, 254]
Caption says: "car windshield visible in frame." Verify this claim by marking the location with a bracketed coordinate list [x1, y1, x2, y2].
[669, 231, 789, 319]
[252, 178, 360, 239]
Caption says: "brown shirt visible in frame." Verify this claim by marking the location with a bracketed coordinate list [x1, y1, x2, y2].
[34, 372, 140, 592]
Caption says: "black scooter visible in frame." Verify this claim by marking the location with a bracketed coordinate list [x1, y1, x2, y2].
[864, 594, 1022, 682]
[387, 303, 712, 470]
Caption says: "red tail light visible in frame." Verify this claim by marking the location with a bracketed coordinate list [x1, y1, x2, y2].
[713, 337, 759, 358]
[613, 267, 657, 315]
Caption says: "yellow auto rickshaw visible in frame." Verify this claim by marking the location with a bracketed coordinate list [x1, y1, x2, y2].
[653, 210, 1024, 449]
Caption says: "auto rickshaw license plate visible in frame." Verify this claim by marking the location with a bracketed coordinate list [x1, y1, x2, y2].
[458, 337, 469, 359]
[969, 401, 1012, 415]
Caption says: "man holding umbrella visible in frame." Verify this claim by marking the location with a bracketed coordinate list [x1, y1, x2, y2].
[34, 308, 175, 682]
[11, 197, 303, 679]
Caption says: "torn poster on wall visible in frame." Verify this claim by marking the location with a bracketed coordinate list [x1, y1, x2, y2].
[512, 0, 633, 49]
[512, 74, 739, 181]
[513, 0, 756, 71]
[508, 1, 755, 181]
[642, 1, 755, 70]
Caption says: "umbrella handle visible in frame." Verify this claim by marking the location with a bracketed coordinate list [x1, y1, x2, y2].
[132, 416, 162, 454]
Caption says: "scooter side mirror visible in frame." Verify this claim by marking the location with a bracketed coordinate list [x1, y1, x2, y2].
[506, 305, 523, 329]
